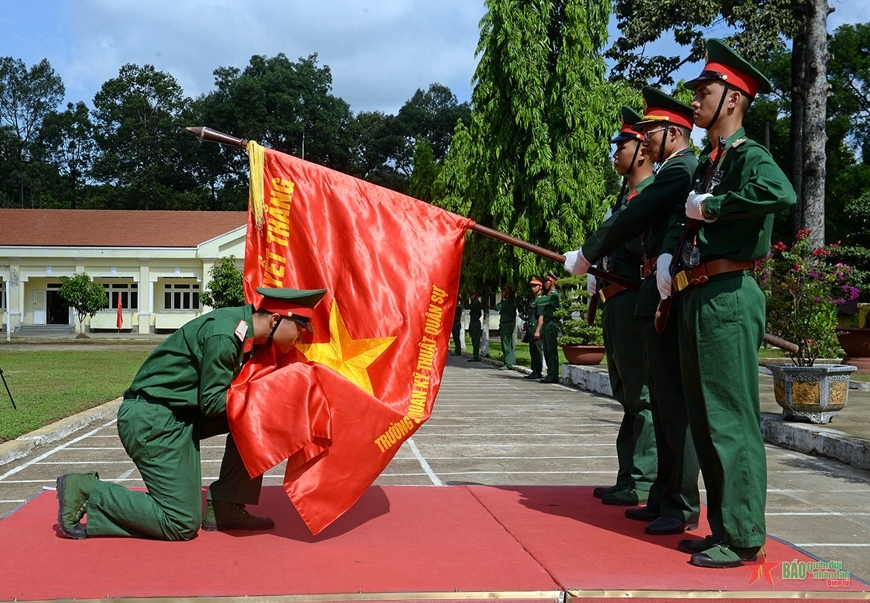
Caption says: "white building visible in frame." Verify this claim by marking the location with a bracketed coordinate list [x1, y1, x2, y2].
[0, 209, 246, 335]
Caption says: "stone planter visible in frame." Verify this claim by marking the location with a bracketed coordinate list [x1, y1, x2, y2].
[768, 363, 857, 424]
[561, 345, 606, 366]
[836, 327, 870, 372]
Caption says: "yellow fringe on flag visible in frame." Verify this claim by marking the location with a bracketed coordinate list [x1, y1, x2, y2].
[247, 140, 266, 231]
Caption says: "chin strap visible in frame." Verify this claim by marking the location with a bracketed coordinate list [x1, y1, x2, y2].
[702, 83, 731, 130]
[266, 315, 282, 348]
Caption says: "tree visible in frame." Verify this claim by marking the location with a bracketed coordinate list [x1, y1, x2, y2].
[91, 64, 201, 210]
[59, 273, 108, 334]
[0, 57, 65, 206]
[200, 256, 245, 309]
[461, 0, 621, 289]
[38, 102, 97, 209]
[409, 138, 440, 202]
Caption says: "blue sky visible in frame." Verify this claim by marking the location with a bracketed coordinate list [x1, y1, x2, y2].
[2, 0, 869, 116]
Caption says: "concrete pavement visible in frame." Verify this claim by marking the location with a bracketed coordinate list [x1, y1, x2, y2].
[1, 351, 869, 584]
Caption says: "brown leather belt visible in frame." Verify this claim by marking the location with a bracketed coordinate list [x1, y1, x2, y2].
[599, 283, 629, 303]
[641, 255, 659, 279]
[674, 259, 754, 292]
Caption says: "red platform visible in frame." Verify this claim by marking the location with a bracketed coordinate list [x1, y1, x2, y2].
[0, 486, 866, 601]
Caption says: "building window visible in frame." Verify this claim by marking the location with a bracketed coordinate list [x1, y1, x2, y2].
[102, 282, 138, 310]
[164, 283, 200, 310]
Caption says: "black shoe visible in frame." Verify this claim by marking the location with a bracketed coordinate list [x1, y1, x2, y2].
[467, 358, 480, 362]
[645, 515, 699, 535]
[690, 544, 760, 568]
[202, 500, 275, 531]
[625, 506, 658, 522]
[592, 484, 621, 499]
[679, 536, 717, 554]
[524, 372, 543, 380]
[602, 488, 648, 506]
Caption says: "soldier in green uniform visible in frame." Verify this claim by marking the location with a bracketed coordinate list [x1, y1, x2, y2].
[538, 274, 561, 383]
[564, 89, 702, 522]
[657, 39, 796, 568]
[55, 286, 327, 541]
[466, 291, 483, 362]
[494, 285, 517, 370]
[452, 295, 463, 356]
[524, 276, 544, 380]
[585, 106, 658, 506]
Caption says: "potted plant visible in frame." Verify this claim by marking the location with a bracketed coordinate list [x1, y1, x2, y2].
[755, 229, 858, 423]
[836, 312, 870, 372]
[555, 275, 605, 365]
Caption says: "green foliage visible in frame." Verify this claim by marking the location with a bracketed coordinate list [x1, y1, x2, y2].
[464, 0, 621, 291]
[554, 275, 603, 346]
[200, 255, 245, 309]
[755, 230, 856, 366]
[58, 273, 109, 332]
[409, 138, 440, 202]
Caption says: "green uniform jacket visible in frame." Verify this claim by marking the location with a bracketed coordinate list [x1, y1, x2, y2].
[495, 297, 516, 326]
[536, 290, 560, 323]
[661, 129, 797, 261]
[600, 175, 655, 289]
[583, 149, 698, 316]
[128, 305, 253, 417]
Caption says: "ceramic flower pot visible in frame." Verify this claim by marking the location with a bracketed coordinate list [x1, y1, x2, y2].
[836, 328, 870, 372]
[767, 363, 857, 424]
[561, 345, 605, 366]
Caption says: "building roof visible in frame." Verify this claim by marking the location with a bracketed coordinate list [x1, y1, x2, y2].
[0, 209, 247, 248]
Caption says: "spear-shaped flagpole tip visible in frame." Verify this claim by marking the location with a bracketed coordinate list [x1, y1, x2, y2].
[185, 126, 248, 149]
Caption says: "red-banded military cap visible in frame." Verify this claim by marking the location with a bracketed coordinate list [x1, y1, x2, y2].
[610, 106, 644, 144]
[545, 273, 558, 284]
[529, 276, 543, 286]
[254, 286, 327, 333]
[632, 87, 694, 131]
[685, 39, 772, 99]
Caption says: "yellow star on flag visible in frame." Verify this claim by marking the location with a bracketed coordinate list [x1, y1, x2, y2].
[296, 300, 396, 396]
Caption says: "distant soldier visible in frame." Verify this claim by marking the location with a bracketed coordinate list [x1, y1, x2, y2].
[524, 277, 545, 380]
[494, 285, 517, 370]
[538, 274, 561, 383]
[452, 295, 463, 356]
[466, 291, 483, 362]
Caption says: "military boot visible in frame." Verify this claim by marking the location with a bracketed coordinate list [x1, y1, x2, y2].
[202, 500, 275, 531]
[56, 472, 99, 540]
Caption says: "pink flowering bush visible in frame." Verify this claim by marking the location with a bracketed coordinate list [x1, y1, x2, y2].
[755, 229, 858, 366]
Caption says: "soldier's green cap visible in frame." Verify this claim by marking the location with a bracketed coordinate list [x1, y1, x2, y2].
[254, 286, 327, 333]
[632, 87, 694, 131]
[685, 39, 772, 98]
[610, 106, 644, 144]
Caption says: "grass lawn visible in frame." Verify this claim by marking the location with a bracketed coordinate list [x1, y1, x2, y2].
[0, 349, 151, 443]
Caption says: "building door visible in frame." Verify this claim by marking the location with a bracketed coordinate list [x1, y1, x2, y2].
[47, 290, 69, 324]
[33, 290, 46, 324]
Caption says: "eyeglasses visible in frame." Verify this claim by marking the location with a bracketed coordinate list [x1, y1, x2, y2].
[643, 126, 669, 138]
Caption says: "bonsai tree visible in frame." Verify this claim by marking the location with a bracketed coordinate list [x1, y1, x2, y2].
[59, 273, 108, 335]
[200, 255, 245, 309]
[554, 275, 604, 347]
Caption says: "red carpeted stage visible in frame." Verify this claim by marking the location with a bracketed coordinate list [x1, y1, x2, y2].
[0, 486, 866, 602]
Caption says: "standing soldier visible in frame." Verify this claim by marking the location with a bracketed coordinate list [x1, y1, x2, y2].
[587, 106, 658, 505]
[466, 291, 483, 362]
[658, 39, 796, 568]
[538, 274, 561, 384]
[524, 277, 545, 380]
[452, 295, 463, 356]
[563, 88, 702, 521]
[495, 285, 517, 370]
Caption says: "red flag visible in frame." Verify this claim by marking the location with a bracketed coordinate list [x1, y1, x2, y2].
[227, 144, 472, 534]
[116, 292, 123, 330]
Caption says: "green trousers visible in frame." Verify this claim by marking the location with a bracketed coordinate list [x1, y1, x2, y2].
[602, 292, 656, 493]
[641, 308, 700, 521]
[529, 332, 543, 374]
[678, 274, 767, 548]
[541, 321, 559, 382]
[85, 396, 263, 540]
[468, 321, 482, 360]
[500, 320, 516, 368]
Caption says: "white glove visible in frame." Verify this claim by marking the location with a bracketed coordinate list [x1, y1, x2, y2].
[686, 192, 714, 221]
[587, 276, 597, 296]
[563, 249, 591, 275]
[656, 253, 673, 299]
